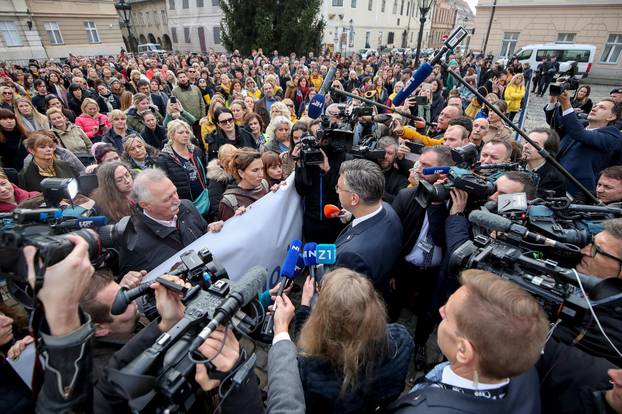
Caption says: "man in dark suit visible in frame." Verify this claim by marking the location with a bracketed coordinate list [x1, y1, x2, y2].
[545, 93, 622, 201]
[334, 159, 402, 296]
[390, 145, 453, 370]
[523, 128, 567, 198]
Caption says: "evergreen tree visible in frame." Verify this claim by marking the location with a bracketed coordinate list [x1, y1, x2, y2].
[220, 0, 325, 55]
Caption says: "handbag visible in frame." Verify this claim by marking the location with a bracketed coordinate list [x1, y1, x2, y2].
[192, 188, 210, 215]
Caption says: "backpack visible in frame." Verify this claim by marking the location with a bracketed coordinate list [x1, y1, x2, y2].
[221, 179, 269, 212]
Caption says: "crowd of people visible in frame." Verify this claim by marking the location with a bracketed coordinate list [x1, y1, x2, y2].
[1, 45, 622, 414]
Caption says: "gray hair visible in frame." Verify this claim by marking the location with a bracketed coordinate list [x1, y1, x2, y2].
[604, 218, 622, 257]
[377, 136, 399, 150]
[339, 159, 384, 204]
[131, 168, 169, 203]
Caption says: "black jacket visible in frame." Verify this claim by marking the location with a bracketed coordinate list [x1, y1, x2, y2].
[140, 124, 167, 150]
[205, 126, 256, 162]
[383, 167, 409, 204]
[18, 159, 77, 192]
[156, 143, 207, 201]
[118, 199, 207, 275]
[206, 158, 235, 222]
[533, 161, 567, 198]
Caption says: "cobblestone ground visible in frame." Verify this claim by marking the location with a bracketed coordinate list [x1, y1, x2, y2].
[522, 83, 612, 132]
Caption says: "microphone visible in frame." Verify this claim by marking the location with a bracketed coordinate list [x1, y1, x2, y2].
[308, 66, 337, 119]
[260, 239, 303, 337]
[315, 244, 337, 265]
[57, 215, 109, 230]
[468, 210, 579, 252]
[189, 265, 268, 352]
[303, 242, 318, 281]
[391, 63, 434, 107]
[324, 204, 342, 219]
[422, 166, 451, 175]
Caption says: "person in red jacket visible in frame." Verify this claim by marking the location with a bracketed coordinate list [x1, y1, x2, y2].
[0, 168, 40, 212]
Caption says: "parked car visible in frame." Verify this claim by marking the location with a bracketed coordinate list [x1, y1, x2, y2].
[497, 43, 596, 78]
[358, 48, 378, 59]
[137, 43, 167, 57]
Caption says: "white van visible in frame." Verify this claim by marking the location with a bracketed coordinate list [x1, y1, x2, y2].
[137, 43, 167, 56]
[506, 43, 596, 78]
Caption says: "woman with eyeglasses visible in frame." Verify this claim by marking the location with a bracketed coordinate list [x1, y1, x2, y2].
[122, 135, 158, 172]
[90, 161, 135, 223]
[282, 98, 299, 123]
[246, 78, 261, 100]
[205, 107, 256, 162]
[157, 119, 207, 202]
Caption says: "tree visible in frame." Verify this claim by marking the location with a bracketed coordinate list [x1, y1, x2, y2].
[221, 0, 325, 56]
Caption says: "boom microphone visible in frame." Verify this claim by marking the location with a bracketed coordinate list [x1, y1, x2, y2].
[468, 210, 580, 252]
[391, 63, 434, 107]
[57, 215, 109, 230]
[308, 66, 337, 119]
[189, 265, 268, 352]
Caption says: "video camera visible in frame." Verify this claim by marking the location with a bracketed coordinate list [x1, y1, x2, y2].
[414, 166, 496, 208]
[450, 233, 622, 324]
[549, 75, 580, 96]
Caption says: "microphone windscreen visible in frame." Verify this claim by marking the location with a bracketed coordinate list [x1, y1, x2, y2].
[468, 210, 513, 233]
[231, 265, 268, 305]
[318, 66, 337, 96]
[76, 216, 109, 227]
[308, 94, 325, 119]
[323, 204, 341, 219]
[280, 240, 303, 279]
[303, 242, 318, 266]
[422, 166, 451, 175]
[392, 63, 434, 107]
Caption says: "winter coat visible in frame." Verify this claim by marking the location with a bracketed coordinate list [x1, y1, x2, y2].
[171, 84, 206, 120]
[75, 112, 111, 139]
[18, 159, 77, 192]
[102, 127, 138, 153]
[205, 126, 257, 162]
[156, 142, 207, 201]
[52, 123, 92, 154]
[504, 83, 526, 113]
[125, 106, 163, 135]
[206, 158, 235, 222]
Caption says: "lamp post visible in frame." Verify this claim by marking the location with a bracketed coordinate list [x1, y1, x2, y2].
[414, 0, 434, 68]
[115, 0, 134, 52]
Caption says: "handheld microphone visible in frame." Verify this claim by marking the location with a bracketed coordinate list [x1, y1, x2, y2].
[468, 210, 580, 252]
[315, 244, 337, 265]
[324, 204, 342, 219]
[391, 63, 434, 107]
[308, 66, 337, 119]
[303, 242, 318, 281]
[189, 265, 268, 352]
[57, 215, 109, 230]
[260, 240, 303, 337]
[422, 166, 451, 175]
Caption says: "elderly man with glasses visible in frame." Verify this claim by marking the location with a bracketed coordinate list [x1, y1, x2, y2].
[553, 218, 622, 367]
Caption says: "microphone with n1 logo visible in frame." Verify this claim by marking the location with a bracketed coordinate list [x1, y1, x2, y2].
[308, 66, 337, 119]
[260, 239, 302, 337]
[303, 242, 318, 281]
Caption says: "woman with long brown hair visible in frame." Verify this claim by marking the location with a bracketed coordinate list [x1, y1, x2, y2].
[91, 161, 134, 222]
[295, 268, 413, 413]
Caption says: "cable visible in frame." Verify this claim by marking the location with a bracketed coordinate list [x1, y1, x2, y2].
[572, 268, 622, 359]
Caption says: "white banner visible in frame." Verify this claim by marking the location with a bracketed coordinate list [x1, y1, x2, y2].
[145, 174, 303, 290]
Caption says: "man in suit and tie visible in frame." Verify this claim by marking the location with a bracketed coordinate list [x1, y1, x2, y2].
[334, 159, 403, 297]
[390, 145, 454, 371]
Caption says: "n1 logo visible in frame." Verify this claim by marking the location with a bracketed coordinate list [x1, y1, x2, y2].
[315, 244, 336, 265]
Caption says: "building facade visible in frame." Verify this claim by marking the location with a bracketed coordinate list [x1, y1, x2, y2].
[470, 0, 622, 80]
[28, 0, 124, 59]
[319, 0, 433, 53]
[165, 0, 224, 53]
[427, 0, 456, 49]
[0, 0, 47, 62]
[117, 0, 171, 51]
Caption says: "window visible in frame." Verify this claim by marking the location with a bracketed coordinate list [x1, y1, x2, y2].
[392, 0, 397, 14]
[0, 21, 22, 47]
[212, 0, 220, 5]
[601, 34, 622, 64]
[397, 18, 400, 26]
[406, 1, 410, 17]
[500, 32, 519, 58]
[556, 33, 575, 44]
[351, 0, 357, 6]
[146, 12, 151, 26]
[381, 0, 385, 12]
[182, 0, 189, 8]
[161, 10, 167, 25]
[44, 21, 64, 44]
[516, 49, 532, 60]
[84, 21, 100, 43]
[400, 0, 404, 15]
[197, 0, 204, 6]
[388, 32, 394, 44]
[536, 49, 561, 61]
[169, 0, 175, 10]
[332, 0, 344, 5]
[563, 49, 590, 63]
[171, 27, 178, 43]
[184, 27, 190, 43]
[213, 26, 221, 44]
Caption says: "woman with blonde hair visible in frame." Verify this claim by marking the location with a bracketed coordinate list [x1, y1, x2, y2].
[119, 90, 133, 111]
[200, 93, 226, 141]
[122, 134, 157, 171]
[504, 73, 526, 121]
[264, 115, 292, 154]
[295, 268, 413, 413]
[269, 101, 291, 121]
[75, 97, 111, 141]
[14, 98, 49, 132]
[207, 143, 237, 221]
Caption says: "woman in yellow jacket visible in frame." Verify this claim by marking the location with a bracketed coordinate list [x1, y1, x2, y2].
[503, 73, 525, 122]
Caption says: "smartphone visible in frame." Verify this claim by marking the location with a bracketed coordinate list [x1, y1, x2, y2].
[404, 140, 424, 154]
[415, 96, 429, 106]
[170, 96, 177, 104]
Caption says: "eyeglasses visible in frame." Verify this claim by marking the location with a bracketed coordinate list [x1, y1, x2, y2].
[588, 239, 622, 265]
[335, 184, 354, 194]
[219, 117, 234, 125]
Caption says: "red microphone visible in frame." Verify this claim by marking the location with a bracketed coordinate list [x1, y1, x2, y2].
[323, 204, 341, 219]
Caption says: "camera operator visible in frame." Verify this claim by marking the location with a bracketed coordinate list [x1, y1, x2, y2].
[553, 218, 622, 367]
[544, 92, 622, 200]
[522, 128, 567, 198]
[119, 168, 220, 275]
[596, 166, 622, 205]
[388, 269, 549, 413]
[377, 136, 409, 203]
[390, 146, 454, 370]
